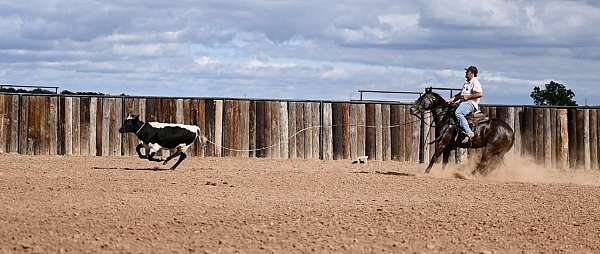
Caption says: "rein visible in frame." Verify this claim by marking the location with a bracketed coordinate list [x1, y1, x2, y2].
[135, 122, 146, 134]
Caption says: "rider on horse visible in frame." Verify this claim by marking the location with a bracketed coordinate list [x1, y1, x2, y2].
[448, 66, 484, 143]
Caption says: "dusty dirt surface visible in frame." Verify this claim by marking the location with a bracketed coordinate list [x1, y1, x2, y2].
[1, 155, 600, 253]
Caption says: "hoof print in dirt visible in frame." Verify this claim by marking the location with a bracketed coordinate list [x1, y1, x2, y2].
[206, 181, 218, 186]
[352, 155, 369, 164]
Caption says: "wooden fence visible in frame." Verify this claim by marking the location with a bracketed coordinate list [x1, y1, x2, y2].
[1, 93, 599, 169]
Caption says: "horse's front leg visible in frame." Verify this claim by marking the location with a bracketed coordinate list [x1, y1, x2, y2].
[442, 149, 452, 170]
[425, 131, 454, 173]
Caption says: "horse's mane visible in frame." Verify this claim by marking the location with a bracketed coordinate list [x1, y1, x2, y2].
[426, 91, 449, 106]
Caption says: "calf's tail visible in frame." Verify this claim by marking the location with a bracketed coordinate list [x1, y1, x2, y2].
[196, 128, 209, 144]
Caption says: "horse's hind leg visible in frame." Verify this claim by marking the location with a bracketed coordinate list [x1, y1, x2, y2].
[473, 146, 491, 176]
[475, 145, 508, 176]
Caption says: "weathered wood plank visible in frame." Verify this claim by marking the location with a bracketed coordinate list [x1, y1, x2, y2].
[48, 97, 58, 155]
[79, 97, 90, 156]
[17, 96, 26, 154]
[110, 98, 122, 156]
[27, 97, 35, 155]
[558, 109, 569, 169]
[390, 105, 400, 161]
[205, 100, 217, 157]
[71, 97, 81, 156]
[7, 96, 19, 153]
[411, 107, 420, 163]
[584, 109, 591, 169]
[322, 103, 333, 160]
[404, 105, 412, 162]
[193, 100, 204, 157]
[589, 109, 598, 170]
[271, 102, 281, 159]
[381, 104, 391, 161]
[341, 103, 351, 160]
[0, 96, 5, 153]
[356, 104, 366, 158]
[332, 103, 343, 160]
[38, 96, 48, 155]
[264, 101, 273, 158]
[550, 109, 558, 169]
[124, 98, 136, 156]
[246, 100, 254, 158]
[311, 103, 320, 159]
[295, 103, 304, 159]
[255, 101, 265, 158]
[375, 104, 383, 161]
[534, 108, 544, 162]
[239, 101, 250, 158]
[303, 103, 313, 159]
[222, 100, 235, 157]
[64, 97, 73, 155]
[89, 98, 97, 156]
[365, 104, 376, 160]
[287, 102, 297, 159]
[349, 104, 358, 160]
[567, 109, 577, 168]
[176, 99, 184, 124]
[576, 109, 585, 168]
[513, 107, 522, 157]
[102, 98, 111, 156]
[279, 101, 288, 159]
[95, 98, 103, 156]
[597, 110, 600, 170]
[543, 109, 552, 168]
[214, 100, 223, 157]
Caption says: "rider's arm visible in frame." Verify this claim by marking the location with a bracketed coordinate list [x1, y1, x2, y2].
[463, 91, 483, 100]
[449, 93, 461, 103]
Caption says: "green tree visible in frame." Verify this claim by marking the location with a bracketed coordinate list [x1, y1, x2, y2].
[530, 81, 577, 106]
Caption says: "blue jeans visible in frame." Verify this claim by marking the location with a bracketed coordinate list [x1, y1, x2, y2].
[455, 101, 475, 135]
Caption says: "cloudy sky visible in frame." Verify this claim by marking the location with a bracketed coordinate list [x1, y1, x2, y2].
[1, 0, 599, 104]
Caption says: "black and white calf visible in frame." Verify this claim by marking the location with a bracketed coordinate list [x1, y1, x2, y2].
[119, 114, 203, 170]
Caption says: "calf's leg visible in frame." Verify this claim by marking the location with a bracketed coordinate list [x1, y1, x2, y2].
[146, 152, 164, 162]
[136, 143, 147, 159]
[169, 152, 187, 170]
[163, 151, 182, 165]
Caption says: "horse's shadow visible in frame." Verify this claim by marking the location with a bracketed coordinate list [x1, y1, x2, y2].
[91, 166, 170, 171]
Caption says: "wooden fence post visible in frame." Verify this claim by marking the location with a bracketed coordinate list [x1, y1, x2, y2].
[584, 109, 591, 169]
[558, 109, 569, 169]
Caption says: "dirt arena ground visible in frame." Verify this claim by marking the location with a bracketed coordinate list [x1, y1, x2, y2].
[1, 155, 600, 253]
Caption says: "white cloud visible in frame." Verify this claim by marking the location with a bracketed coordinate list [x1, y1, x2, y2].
[194, 56, 219, 66]
[0, 0, 599, 104]
[242, 59, 297, 70]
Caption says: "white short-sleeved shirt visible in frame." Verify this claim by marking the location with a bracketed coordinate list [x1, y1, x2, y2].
[461, 77, 483, 108]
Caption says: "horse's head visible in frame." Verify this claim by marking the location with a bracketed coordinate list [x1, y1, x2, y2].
[410, 88, 446, 116]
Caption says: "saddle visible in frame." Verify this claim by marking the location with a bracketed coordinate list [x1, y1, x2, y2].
[466, 110, 490, 128]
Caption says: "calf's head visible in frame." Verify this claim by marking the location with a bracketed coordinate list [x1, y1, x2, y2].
[119, 114, 144, 133]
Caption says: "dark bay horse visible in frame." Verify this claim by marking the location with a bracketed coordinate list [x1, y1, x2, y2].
[410, 89, 514, 176]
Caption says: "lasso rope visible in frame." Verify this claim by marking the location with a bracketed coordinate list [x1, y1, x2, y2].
[202, 114, 432, 153]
